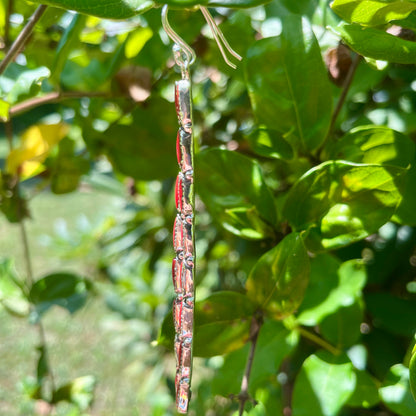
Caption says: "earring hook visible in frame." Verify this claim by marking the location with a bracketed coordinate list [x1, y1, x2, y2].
[162, 5, 196, 68]
[199, 6, 242, 69]
[161, 5, 242, 70]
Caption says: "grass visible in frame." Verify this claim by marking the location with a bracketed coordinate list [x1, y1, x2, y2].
[0, 187, 171, 416]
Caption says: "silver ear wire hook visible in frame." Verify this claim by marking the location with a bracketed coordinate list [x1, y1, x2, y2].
[199, 6, 242, 69]
[161, 4, 242, 70]
[162, 5, 196, 69]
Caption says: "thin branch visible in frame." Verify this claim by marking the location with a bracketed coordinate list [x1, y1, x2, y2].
[9, 91, 112, 117]
[0, 4, 47, 75]
[298, 327, 341, 356]
[318, 53, 361, 157]
[238, 315, 263, 416]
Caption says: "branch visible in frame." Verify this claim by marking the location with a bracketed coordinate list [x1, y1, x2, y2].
[238, 314, 263, 416]
[9, 91, 112, 117]
[298, 327, 341, 356]
[318, 53, 361, 158]
[0, 5, 48, 76]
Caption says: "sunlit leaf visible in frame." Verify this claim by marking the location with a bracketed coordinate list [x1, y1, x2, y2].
[297, 256, 366, 326]
[332, 23, 416, 64]
[326, 125, 415, 168]
[6, 123, 69, 179]
[196, 148, 277, 240]
[158, 291, 257, 357]
[282, 161, 406, 251]
[410, 345, 416, 401]
[331, 0, 416, 27]
[292, 351, 356, 416]
[246, 232, 310, 319]
[125, 27, 153, 59]
[347, 370, 380, 409]
[380, 364, 416, 416]
[245, 14, 332, 153]
[52, 375, 96, 410]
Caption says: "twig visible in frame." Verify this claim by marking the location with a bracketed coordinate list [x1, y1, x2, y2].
[318, 53, 361, 157]
[9, 91, 112, 117]
[238, 315, 263, 416]
[0, 4, 47, 75]
[298, 327, 341, 356]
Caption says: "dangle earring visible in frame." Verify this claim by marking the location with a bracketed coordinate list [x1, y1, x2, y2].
[161, 5, 241, 413]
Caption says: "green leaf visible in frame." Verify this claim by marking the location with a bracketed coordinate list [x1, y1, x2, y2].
[245, 127, 294, 160]
[333, 23, 416, 64]
[212, 320, 298, 396]
[29, 273, 90, 319]
[29, 0, 272, 19]
[53, 376, 96, 410]
[196, 148, 277, 240]
[158, 291, 257, 357]
[410, 345, 416, 401]
[95, 98, 178, 181]
[326, 126, 415, 168]
[52, 13, 86, 83]
[0, 64, 50, 105]
[380, 364, 416, 416]
[245, 15, 332, 153]
[282, 161, 406, 251]
[366, 293, 416, 337]
[246, 232, 310, 319]
[0, 258, 30, 317]
[394, 164, 416, 225]
[331, 0, 416, 27]
[320, 299, 364, 348]
[125, 27, 153, 59]
[292, 351, 356, 416]
[347, 370, 380, 409]
[29, 0, 155, 19]
[194, 291, 257, 357]
[297, 256, 366, 326]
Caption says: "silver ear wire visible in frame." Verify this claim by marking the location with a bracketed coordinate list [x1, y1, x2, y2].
[199, 6, 242, 69]
[162, 5, 196, 68]
[161, 4, 242, 70]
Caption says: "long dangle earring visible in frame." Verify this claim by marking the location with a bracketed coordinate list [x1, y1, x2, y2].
[161, 5, 241, 413]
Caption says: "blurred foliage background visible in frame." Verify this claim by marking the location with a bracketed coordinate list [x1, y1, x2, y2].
[1, 0, 416, 415]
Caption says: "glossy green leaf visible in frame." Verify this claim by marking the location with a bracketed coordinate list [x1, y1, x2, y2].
[394, 165, 416, 225]
[53, 375, 96, 410]
[333, 23, 416, 64]
[245, 127, 294, 160]
[292, 351, 356, 416]
[194, 291, 257, 357]
[0, 259, 30, 317]
[52, 13, 86, 83]
[410, 345, 416, 401]
[245, 15, 332, 153]
[380, 364, 416, 416]
[29, 273, 90, 319]
[94, 98, 178, 181]
[320, 299, 364, 348]
[29, 0, 155, 19]
[196, 148, 277, 240]
[282, 161, 406, 251]
[326, 126, 415, 168]
[347, 370, 380, 408]
[246, 232, 310, 319]
[331, 0, 416, 26]
[0, 64, 50, 105]
[297, 256, 366, 326]
[29, 0, 272, 19]
[158, 291, 257, 357]
[366, 293, 416, 337]
[212, 320, 298, 396]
